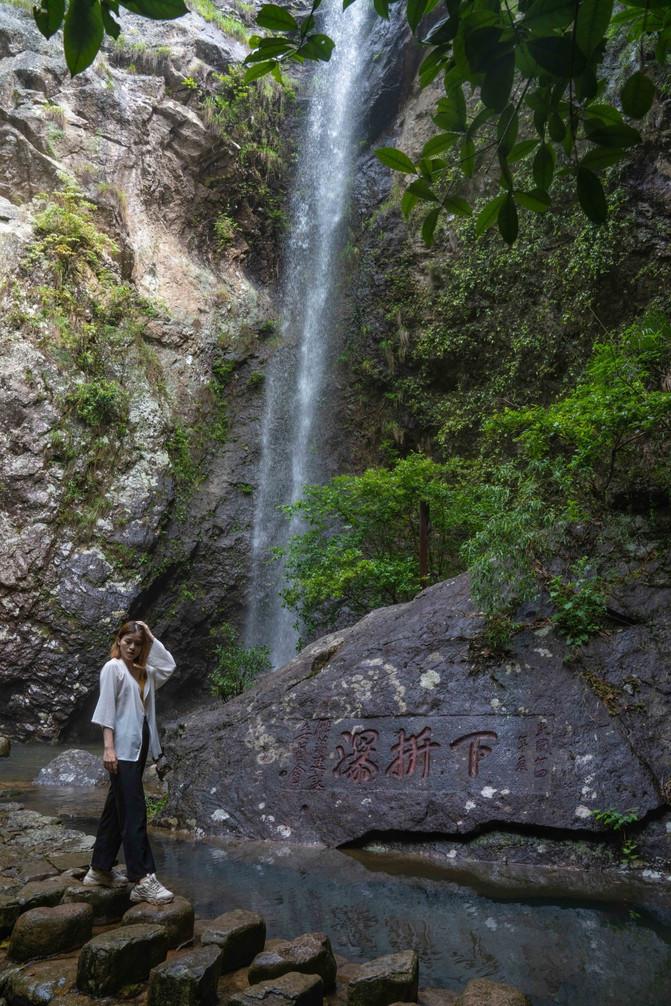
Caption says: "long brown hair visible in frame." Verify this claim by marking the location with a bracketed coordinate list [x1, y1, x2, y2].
[110, 621, 151, 669]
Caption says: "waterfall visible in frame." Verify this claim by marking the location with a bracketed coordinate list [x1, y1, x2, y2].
[245, 0, 373, 667]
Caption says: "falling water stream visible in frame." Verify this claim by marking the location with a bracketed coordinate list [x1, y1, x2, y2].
[246, 0, 374, 666]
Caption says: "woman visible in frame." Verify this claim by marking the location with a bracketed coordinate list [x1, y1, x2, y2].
[82, 620, 176, 905]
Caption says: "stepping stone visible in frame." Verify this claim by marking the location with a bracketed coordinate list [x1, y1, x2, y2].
[123, 894, 194, 949]
[148, 944, 223, 1006]
[347, 951, 419, 1006]
[17, 859, 59, 883]
[249, 932, 337, 991]
[47, 851, 92, 872]
[201, 909, 266, 970]
[63, 879, 131, 923]
[229, 972, 324, 1006]
[418, 988, 459, 1006]
[77, 922, 168, 996]
[9, 902, 93, 962]
[0, 876, 70, 936]
[7, 956, 78, 1004]
[457, 979, 530, 1006]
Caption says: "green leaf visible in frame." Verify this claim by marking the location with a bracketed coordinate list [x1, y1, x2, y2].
[375, 147, 417, 174]
[246, 39, 293, 60]
[119, 0, 186, 17]
[401, 190, 418, 219]
[577, 165, 608, 223]
[465, 27, 504, 74]
[407, 0, 429, 32]
[461, 136, 476, 177]
[621, 72, 655, 119]
[467, 106, 497, 138]
[585, 102, 623, 125]
[443, 195, 472, 217]
[523, 0, 574, 33]
[576, 0, 613, 56]
[435, 86, 466, 132]
[482, 50, 515, 111]
[418, 48, 447, 88]
[528, 36, 585, 77]
[256, 2, 298, 30]
[548, 110, 566, 141]
[64, 0, 104, 74]
[101, 3, 121, 36]
[516, 188, 551, 211]
[421, 206, 441, 246]
[580, 146, 628, 172]
[406, 178, 439, 201]
[575, 67, 598, 102]
[584, 121, 642, 147]
[498, 193, 518, 245]
[476, 193, 506, 235]
[373, 0, 389, 18]
[301, 33, 335, 60]
[533, 142, 555, 189]
[243, 59, 278, 82]
[509, 138, 540, 163]
[33, 0, 65, 38]
[423, 15, 459, 44]
[422, 133, 460, 157]
[497, 104, 519, 156]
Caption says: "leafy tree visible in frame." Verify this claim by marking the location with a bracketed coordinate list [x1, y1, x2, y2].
[279, 314, 671, 639]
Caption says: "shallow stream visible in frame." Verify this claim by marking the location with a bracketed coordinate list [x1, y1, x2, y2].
[2, 743, 670, 1005]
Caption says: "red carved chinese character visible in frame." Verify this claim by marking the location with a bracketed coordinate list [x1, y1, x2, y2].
[450, 731, 498, 778]
[385, 727, 440, 780]
[333, 729, 379, 783]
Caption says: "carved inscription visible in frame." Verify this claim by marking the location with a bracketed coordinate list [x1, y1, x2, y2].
[284, 716, 554, 794]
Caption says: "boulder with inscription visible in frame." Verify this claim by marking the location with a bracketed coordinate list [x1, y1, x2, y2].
[200, 908, 266, 969]
[163, 572, 668, 850]
[347, 952, 418, 1006]
[249, 933, 336, 991]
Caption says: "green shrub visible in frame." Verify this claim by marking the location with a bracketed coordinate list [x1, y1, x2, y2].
[214, 213, 237, 248]
[548, 559, 607, 647]
[68, 378, 128, 428]
[209, 624, 271, 701]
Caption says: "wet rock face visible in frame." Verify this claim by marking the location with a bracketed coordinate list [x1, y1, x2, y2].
[63, 880, 132, 924]
[8, 901, 93, 962]
[123, 895, 195, 949]
[164, 572, 669, 851]
[0, 6, 274, 742]
[347, 952, 419, 1006]
[76, 922, 169, 995]
[148, 944, 223, 1006]
[35, 748, 107, 787]
[200, 908, 266, 969]
[229, 972, 325, 1006]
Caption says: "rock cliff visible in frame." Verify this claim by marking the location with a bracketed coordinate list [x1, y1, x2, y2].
[163, 569, 670, 863]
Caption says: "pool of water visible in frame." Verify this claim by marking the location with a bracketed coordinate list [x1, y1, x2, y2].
[2, 743, 670, 1005]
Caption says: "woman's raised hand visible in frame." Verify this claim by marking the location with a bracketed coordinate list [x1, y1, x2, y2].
[135, 621, 154, 641]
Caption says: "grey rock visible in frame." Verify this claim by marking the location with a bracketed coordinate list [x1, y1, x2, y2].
[0, 736, 10, 757]
[123, 894, 195, 949]
[6, 957, 77, 1005]
[456, 979, 530, 1006]
[76, 922, 169, 996]
[35, 748, 107, 787]
[148, 944, 223, 1006]
[418, 991, 459, 1006]
[347, 952, 419, 1006]
[8, 902, 93, 962]
[201, 908, 266, 970]
[0, 874, 69, 935]
[229, 972, 324, 1006]
[63, 880, 131, 924]
[163, 574, 665, 852]
[249, 933, 337, 992]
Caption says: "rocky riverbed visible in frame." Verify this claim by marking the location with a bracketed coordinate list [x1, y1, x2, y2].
[0, 801, 530, 1006]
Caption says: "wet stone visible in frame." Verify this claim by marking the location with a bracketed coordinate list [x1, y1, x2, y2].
[457, 979, 530, 1006]
[46, 852, 91, 873]
[347, 952, 419, 1006]
[228, 972, 324, 1006]
[77, 922, 168, 996]
[7, 956, 78, 1005]
[148, 944, 223, 1006]
[0, 736, 10, 757]
[16, 860, 58, 884]
[35, 749, 107, 788]
[201, 909, 266, 970]
[0, 876, 70, 936]
[9, 902, 93, 962]
[418, 989, 459, 1006]
[123, 895, 195, 949]
[249, 933, 336, 992]
[63, 880, 131, 923]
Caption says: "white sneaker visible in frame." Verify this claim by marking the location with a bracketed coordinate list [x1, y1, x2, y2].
[82, 866, 128, 889]
[129, 873, 174, 905]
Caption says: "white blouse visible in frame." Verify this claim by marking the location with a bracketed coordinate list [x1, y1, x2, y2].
[91, 638, 176, 762]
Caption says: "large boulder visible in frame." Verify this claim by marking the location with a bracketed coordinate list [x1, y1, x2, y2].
[123, 895, 195, 949]
[77, 923, 169, 995]
[200, 908, 266, 969]
[163, 574, 667, 849]
[148, 944, 223, 1006]
[9, 902, 93, 962]
[35, 749, 107, 787]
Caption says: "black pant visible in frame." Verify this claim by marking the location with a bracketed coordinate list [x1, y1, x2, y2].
[91, 718, 156, 882]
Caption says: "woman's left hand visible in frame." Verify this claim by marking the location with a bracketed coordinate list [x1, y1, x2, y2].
[136, 620, 154, 641]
